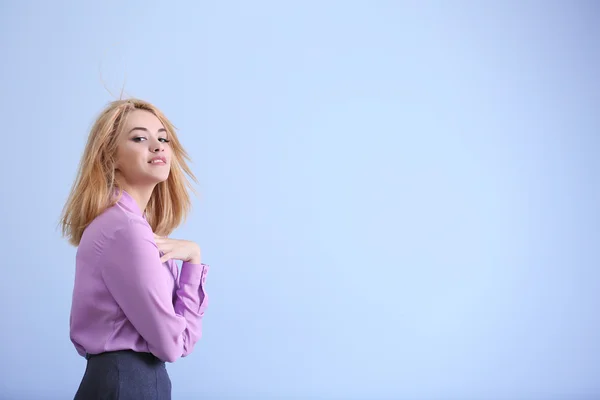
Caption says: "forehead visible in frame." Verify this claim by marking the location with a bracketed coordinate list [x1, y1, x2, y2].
[122, 109, 165, 132]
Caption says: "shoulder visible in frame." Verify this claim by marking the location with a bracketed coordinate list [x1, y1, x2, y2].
[80, 202, 154, 251]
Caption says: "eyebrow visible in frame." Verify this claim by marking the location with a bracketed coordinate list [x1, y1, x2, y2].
[128, 127, 167, 135]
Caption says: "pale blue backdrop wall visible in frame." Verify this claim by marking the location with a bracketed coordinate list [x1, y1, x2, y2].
[0, 1, 598, 399]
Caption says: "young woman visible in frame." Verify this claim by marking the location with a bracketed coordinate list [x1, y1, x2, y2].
[60, 99, 209, 399]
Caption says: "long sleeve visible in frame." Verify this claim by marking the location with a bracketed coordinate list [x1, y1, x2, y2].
[100, 218, 208, 363]
[69, 314, 87, 357]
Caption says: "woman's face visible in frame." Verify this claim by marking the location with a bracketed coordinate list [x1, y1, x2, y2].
[114, 109, 172, 187]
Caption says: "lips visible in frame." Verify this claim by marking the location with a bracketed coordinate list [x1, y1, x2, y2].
[148, 156, 167, 165]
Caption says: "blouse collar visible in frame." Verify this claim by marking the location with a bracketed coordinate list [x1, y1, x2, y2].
[115, 189, 144, 217]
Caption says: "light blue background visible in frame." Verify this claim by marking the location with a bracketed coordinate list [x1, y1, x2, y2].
[1, 1, 599, 399]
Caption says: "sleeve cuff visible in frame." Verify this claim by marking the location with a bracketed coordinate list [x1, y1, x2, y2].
[180, 262, 209, 285]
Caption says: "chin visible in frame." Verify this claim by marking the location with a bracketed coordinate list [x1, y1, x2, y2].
[142, 173, 170, 185]
[154, 174, 170, 184]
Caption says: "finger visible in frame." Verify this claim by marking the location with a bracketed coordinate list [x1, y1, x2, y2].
[156, 244, 174, 254]
[160, 252, 172, 263]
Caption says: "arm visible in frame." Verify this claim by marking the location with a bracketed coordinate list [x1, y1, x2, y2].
[70, 314, 87, 357]
[101, 218, 208, 362]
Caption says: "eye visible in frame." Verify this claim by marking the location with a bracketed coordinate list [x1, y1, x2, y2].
[132, 137, 147, 142]
[159, 138, 170, 143]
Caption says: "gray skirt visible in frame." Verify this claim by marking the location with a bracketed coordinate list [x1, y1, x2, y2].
[74, 350, 171, 400]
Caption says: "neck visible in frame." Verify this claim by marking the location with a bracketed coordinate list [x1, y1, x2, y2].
[118, 183, 156, 213]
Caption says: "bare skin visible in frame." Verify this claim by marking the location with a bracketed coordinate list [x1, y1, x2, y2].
[115, 109, 201, 265]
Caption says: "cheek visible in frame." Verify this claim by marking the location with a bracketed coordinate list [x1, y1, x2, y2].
[165, 146, 174, 161]
[115, 145, 141, 170]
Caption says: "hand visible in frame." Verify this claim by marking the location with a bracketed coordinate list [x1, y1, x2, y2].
[154, 234, 202, 264]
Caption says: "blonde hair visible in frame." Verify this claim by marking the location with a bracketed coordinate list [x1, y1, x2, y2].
[60, 98, 197, 246]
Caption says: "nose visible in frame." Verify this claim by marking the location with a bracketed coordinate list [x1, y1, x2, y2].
[150, 139, 164, 153]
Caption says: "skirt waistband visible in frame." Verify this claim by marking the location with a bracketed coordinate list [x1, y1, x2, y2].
[85, 349, 162, 364]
